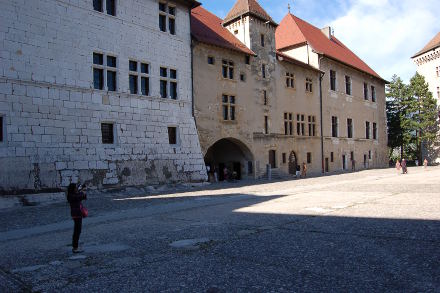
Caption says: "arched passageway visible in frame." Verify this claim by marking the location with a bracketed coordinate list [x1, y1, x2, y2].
[288, 151, 298, 175]
[204, 138, 254, 181]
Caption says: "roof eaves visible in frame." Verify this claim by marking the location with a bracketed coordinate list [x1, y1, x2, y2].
[411, 45, 440, 59]
[223, 11, 278, 27]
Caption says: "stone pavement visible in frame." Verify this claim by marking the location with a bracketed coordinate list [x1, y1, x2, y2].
[0, 167, 439, 292]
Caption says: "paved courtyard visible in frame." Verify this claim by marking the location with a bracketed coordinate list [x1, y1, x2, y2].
[0, 167, 439, 292]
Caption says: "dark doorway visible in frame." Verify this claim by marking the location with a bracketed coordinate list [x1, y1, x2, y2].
[325, 158, 329, 172]
[288, 151, 297, 175]
[269, 150, 276, 169]
[233, 162, 241, 180]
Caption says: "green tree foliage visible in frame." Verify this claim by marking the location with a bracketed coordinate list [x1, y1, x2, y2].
[386, 75, 406, 157]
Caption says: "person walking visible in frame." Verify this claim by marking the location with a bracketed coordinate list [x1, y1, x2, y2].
[301, 162, 307, 178]
[67, 183, 87, 253]
[423, 158, 428, 169]
[401, 159, 407, 174]
[395, 160, 401, 175]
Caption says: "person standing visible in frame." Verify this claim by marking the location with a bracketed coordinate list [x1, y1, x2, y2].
[301, 162, 307, 178]
[67, 183, 87, 253]
[423, 158, 428, 169]
[395, 160, 401, 175]
[401, 159, 407, 174]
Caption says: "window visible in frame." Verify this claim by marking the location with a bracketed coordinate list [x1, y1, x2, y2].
[306, 78, 313, 93]
[350, 151, 354, 161]
[240, 73, 246, 82]
[264, 115, 269, 134]
[222, 95, 235, 121]
[437, 86, 440, 100]
[160, 67, 177, 99]
[282, 153, 286, 164]
[222, 60, 234, 79]
[286, 72, 295, 88]
[245, 55, 250, 65]
[129, 60, 149, 96]
[330, 152, 334, 162]
[363, 83, 368, 100]
[345, 75, 352, 95]
[262, 64, 266, 78]
[159, 2, 175, 35]
[101, 123, 114, 144]
[93, 0, 115, 16]
[307, 152, 312, 164]
[263, 90, 268, 105]
[373, 122, 377, 140]
[368, 150, 372, 160]
[0, 116, 4, 143]
[436, 66, 440, 77]
[297, 114, 305, 136]
[347, 118, 353, 138]
[332, 116, 338, 137]
[330, 70, 336, 91]
[284, 113, 293, 135]
[260, 34, 265, 47]
[207, 56, 214, 65]
[308, 115, 316, 136]
[168, 127, 177, 145]
[93, 52, 117, 91]
[365, 121, 370, 139]
[371, 85, 376, 102]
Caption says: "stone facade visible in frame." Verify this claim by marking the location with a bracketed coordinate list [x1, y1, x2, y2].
[0, 0, 207, 193]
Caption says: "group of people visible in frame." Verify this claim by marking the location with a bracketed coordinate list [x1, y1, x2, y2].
[395, 158, 429, 174]
[295, 163, 308, 178]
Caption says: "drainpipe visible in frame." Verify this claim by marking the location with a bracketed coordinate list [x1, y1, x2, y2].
[318, 54, 325, 174]
[189, 7, 195, 119]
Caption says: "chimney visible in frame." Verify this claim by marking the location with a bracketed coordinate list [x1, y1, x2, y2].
[321, 26, 332, 39]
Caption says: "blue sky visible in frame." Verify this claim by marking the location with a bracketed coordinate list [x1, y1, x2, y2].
[201, 0, 440, 83]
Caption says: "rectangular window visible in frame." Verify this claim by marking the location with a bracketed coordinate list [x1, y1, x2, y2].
[170, 69, 177, 100]
[260, 34, 265, 47]
[107, 71, 116, 91]
[160, 80, 167, 98]
[208, 56, 214, 65]
[222, 60, 234, 79]
[365, 121, 370, 139]
[347, 118, 353, 138]
[168, 127, 177, 145]
[262, 64, 266, 78]
[306, 78, 313, 93]
[364, 83, 368, 100]
[282, 153, 286, 164]
[129, 74, 137, 94]
[106, 0, 115, 16]
[240, 73, 245, 82]
[263, 90, 267, 105]
[373, 122, 377, 140]
[93, 68, 104, 90]
[332, 116, 338, 137]
[264, 115, 269, 134]
[91, 54, 117, 92]
[286, 72, 295, 88]
[93, 0, 103, 12]
[345, 75, 352, 95]
[0, 116, 3, 142]
[369, 150, 372, 160]
[307, 152, 312, 164]
[330, 70, 336, 91]
[222, 95, 235, 121]
[284, 113, 293, 135]
[245, 55, 250, 65]
[308, 115, 316, 136]
[101, 123, 114, 144]
[371, 85, 376, 102]
[160, 67, 177, 99]
[297, 114, 305, 136]
[331, 152, 334, 162]
[159, 2, 175, 34]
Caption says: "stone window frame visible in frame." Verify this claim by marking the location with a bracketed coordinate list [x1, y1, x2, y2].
[371, 85, 376, 102]
[308, 115, 316, 137]
[347, 118, 353, 139]
[264, 115, 269, 134]
[305, 77, 313, 93]
[296, 114, 306, 136]
[101, 121, 117, 145]
[93, 51, 118, 92]
[286, 72, 295, 89]
[222, 94, 236, 121]
[207, 56, 215, 65]
[373, 122, 377, 140]
[331, 116, 338, 138]
[345, 75, 352, 96]
[160, 66, 178, 99]
[93, 0, 117, 17]
[330, 70, 337, 91]
[0, 114, 6, 146]
[263, 90, 268, 106]
[284, 112, 293, 136]
[129, 59, 150, 96]
[363, 82, 369, 100]
[159, 1, 176, 35]
[167, 125, 179, 145]
[365, 121, 370, 139]
[222, 60, 234, 80]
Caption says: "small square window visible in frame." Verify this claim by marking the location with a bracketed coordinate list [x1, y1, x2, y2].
[208, 56, 215, 65]
[101, 123, 114, 144]
[245, 56, 250, 65]
[93, 53, 103, 65]
[168, 127, 177, 145]
[129, 60, 137, 72]
[0, 116, 4, 142]
[160, 67, 167, 77]
[159, 2, 166, 12]
[141, 63, 149, 74]
[107, 56, 117, 68]
[170, 69, 177, 79]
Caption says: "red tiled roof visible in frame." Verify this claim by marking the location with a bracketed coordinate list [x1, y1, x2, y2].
[276, 13, 383, 80]
[191, 6, 255, 56]
[223, 0, 276, 26]
[412, 32, 440, 58]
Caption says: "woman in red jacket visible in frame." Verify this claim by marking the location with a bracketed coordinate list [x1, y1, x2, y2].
[67, 183, 87, 253]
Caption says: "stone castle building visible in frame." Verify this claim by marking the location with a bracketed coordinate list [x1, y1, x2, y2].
[0, 0, 207, 193]
[412, 32, 440, 163]
[191, 0, 388, 180]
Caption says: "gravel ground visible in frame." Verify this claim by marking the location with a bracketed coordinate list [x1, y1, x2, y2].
[0, 166, 439, 292]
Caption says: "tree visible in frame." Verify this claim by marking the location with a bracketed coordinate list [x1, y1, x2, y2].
[407, 73, 438, 163]
[386, 75, 407, 158]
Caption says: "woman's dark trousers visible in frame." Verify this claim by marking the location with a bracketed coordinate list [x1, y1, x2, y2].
[72, 218, 82, 248]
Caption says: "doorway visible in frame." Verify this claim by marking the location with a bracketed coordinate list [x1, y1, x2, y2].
[288, 151, 297, 175]
[269, 150, 276, 169]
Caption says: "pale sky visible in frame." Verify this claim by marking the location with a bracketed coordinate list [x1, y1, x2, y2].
[202, 0, 439, 83]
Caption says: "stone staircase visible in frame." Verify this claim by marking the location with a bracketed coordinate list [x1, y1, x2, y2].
[261, 168, 291, 180]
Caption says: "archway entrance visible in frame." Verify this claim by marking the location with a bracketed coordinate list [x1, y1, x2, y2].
[288, 151, 297, 175]
[204, 138, 254, 181]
